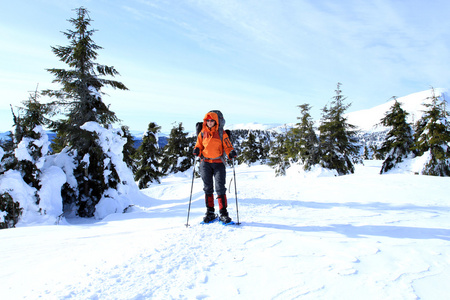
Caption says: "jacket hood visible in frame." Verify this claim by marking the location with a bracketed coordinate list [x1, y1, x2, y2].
[203, 112, 219, 131]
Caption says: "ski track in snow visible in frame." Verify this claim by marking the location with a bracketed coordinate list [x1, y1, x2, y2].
[2, 161, 450, 299]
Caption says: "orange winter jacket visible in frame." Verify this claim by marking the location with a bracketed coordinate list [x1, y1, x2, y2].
[195, 112, 234, 161]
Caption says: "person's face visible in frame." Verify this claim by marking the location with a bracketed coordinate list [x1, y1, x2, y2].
[206, 119, 216, 128]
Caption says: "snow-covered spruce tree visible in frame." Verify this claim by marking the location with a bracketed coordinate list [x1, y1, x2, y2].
[370, 145, 384, 160]
[11, 89, 51, 191]
[252, 131, 269, 164]
[120, 125, 137, 173]
[260, 136, 271, 164]
[135, 122, 165, 189]
[287, 104, 320, 170]
[0, 192, 22, 229]
[268, 130, 290, 176]
[379, 97, 415, 174]
[0, 136, 21, 228]
[0, 126, 18, 228]
[0, 89, 51, 228]
[1, 115, 16, 175]
[239, 131, 262, 166]
[318, 83, 361, 175]
[414, 88, 450, 176]
[42, 7, 129, 217]
[162, 122, 192, 174]
[363, 146, 371, 160]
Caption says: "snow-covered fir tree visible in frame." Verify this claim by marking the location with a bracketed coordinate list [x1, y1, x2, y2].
[231, 129, 273, 165]
[5, 90, 49, 179]
[162, 122, 192, 174]
[268, 129, 290, 176]
[288, 103, 320, 170]
[414, 88, 450, 176]
[0, 126, 18, 228]
[42, 7, 129, 217]
[363, 146, 371, 160]
[0, 89, 52, 228]
[318, 83, 361, 175]
[370, 145, 384, 160]
[0, 130, 14, 171]
[0, 192, 22, 229]
[239, 131, 262, 166]
[379, 98, 415, 174]
[120, 125, 137, 173]
[12, 90, 51, 192]
[135, 122, 165, 189]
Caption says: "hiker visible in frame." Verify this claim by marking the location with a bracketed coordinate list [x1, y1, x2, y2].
[193, 111, 237, 223]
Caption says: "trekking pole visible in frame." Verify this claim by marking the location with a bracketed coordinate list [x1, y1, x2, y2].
[186, 158, 198, 228]
[232, 158, 240, 225]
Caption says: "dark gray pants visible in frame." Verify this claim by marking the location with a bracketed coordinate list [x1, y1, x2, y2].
[200, 161, 226, 195]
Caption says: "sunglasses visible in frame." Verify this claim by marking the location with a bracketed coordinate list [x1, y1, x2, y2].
[206, 119, 215, 122]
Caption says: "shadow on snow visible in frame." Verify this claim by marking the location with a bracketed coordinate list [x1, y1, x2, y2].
[243, 222, 450, 241]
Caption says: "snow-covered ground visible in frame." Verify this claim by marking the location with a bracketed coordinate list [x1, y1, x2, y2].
[1, 160, 449, 299]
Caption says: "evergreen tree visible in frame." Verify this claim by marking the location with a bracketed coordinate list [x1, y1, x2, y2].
[1, 113, 16, 175]
[0, 126, 17, 229]
[0, 89, 51, 228]
[371, 145, 383, 160]
[42, 7, 128, 217]
[414, 88, 450, 176]
[11, 89, 51, 191]
[288, 104, 320, 170]
[120, 125, 137, 173]
[318, 83, 361, 175]
[228, 129, 274, 165]
[363, 145, 370, 160]
[162, 122, 192, 174]
[0, 192, 22, 229]
[378, 98, 415, 173]
[268, 130, 290, 176]
[285, 128, 299, 164]
[239, 131, 261, 166]
[135, 122, 165, 189]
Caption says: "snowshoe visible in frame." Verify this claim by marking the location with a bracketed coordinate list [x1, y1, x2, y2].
[220, 220, 236, 226]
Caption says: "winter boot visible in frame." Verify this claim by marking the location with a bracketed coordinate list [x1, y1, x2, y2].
[218, 194, 232, 223]
[203, 207, 217, 223]
[219, 209, 232, 223]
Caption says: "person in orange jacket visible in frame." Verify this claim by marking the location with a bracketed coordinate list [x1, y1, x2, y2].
[193, 111, 237, 223]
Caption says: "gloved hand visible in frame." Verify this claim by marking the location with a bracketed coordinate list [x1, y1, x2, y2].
[228, 150, 237, 159]
[193, 147, 200, 157]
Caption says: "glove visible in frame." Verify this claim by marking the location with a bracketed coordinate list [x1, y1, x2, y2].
[228, 150, 237, 159]
[193, 147, 200, 157]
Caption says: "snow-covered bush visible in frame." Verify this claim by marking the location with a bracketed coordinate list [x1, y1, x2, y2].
[80, 122, 137, 219]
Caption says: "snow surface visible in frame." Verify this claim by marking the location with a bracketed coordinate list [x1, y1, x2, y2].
[1, 160, 450, 299]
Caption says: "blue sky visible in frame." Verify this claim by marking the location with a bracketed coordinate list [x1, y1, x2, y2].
[1, 0, 449, 133]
